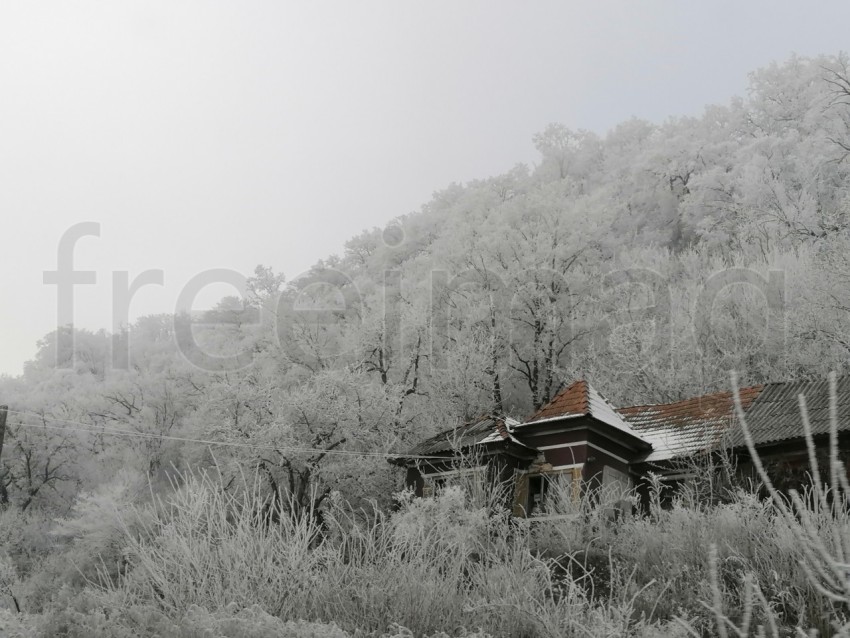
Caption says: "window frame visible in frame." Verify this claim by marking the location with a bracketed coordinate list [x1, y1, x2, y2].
[421, 465, 486, 498]
[513, 464, 583, 518]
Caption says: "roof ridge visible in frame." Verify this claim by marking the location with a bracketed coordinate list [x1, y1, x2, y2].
[584, 382, 650, 444]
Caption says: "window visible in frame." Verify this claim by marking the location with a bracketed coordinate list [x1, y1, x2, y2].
[513, 466, 583, 518]
[602, 465, 631, 491]
[527, 474, 548, 516]
[421, 467, 485, 499]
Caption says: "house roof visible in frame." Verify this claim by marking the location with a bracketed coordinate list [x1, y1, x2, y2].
[526, 380, 590, 423]
[397, 376, 850, 469]
[618, 385, 764, 463]
[522, 380, 650, 445]
[726, 377, 850, 448]
[620, 377, 850, 463]
[402, 415, 533, 458]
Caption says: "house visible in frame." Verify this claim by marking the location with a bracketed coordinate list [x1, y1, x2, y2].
[391, 377, 850, 516]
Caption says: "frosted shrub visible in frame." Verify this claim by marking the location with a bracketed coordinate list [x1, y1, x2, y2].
[315, 488, 486, 635]
[68, 429, 850, 636]
[688, 372, 850, 636]
[0, 608, 37, 638]
[105, 470, 331, 620]
[391, 486, 488, 554]
[381, 627, 493, 638]
[0, 509, 52, 578]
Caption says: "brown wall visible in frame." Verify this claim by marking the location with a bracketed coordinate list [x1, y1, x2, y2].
[515, 426, 588, 448]
[541, 444, 587, 467]
[587, 431, 635, 463]
[584, 448, 631, 489]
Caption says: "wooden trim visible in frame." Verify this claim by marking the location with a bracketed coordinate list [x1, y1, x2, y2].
[571, 467, 582, 502]
[514, 464, 585, 517]
[537, 441, 586, 450]
[531, 439, 631, 465]
[512, 471, 530, 517]
[587, 442, 630, 465]
[550, 462, 583, 470]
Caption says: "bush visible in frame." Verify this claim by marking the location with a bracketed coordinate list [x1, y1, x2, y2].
[25, 418, 850, 638]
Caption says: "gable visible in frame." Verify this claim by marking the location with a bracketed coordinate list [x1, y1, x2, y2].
[521, 380, 650, 447]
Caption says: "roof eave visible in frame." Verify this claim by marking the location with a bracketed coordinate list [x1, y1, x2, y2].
[517, 412, 586, 428]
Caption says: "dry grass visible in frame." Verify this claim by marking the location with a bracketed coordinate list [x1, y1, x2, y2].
[12, 375, 850, 635]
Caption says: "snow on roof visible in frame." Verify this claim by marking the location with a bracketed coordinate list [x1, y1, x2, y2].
[404, 415, 532, 457]
[400, 377, 850, 467]
[618, 385, 764, 462]
[521, 380, 650, 446]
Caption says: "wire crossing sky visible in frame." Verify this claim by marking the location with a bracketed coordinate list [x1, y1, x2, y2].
[2, 1, 850, 376]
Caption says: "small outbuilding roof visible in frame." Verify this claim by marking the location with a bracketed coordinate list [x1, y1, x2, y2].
[402, 415, 533, 459]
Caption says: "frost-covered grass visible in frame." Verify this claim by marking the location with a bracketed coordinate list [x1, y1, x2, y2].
[9, 469, 844, 637]
[8, 381, 850, 638]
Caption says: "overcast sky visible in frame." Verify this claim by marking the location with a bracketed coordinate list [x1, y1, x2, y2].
[2, 1, 849, 376]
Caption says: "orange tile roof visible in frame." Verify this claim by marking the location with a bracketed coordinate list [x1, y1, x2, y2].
[618, 385, 764, 462]
[527, 380, 589, 422]
[523, 379, 649, 445]
[400, 377, 850, 466]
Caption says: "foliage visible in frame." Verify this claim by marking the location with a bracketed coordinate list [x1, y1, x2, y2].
[37, 469, 839, 636]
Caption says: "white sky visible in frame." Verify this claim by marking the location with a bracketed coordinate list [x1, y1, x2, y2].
[1, 0, 848, 376]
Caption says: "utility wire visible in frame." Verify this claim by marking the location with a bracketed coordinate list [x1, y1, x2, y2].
[3, 407, 443, 461]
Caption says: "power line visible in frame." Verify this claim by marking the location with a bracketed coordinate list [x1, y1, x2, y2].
[3, 407, 442, 462]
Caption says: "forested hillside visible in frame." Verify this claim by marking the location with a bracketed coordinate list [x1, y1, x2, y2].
[4, 53, 850, 635]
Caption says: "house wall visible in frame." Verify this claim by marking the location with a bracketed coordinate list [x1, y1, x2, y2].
[540, 443, 588, 468]
[585, 430, 634, 490]
[402, 451, 533, 499]
[584, 449, 632, 491]
[587, 431, 636, 466]
[403, 457, 460, 496]
[401, 417, 646, 516]
[514, 422, 638, 485]
[514, 422, 589, 447]
[513, 423, 589, 472]
[735, 437, 850, 493]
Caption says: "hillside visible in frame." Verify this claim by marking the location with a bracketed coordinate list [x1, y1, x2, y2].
[3, 52, 850, 635]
